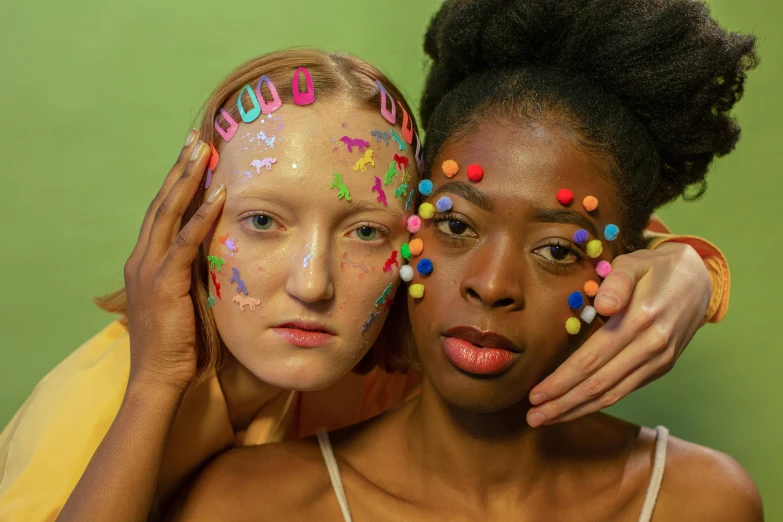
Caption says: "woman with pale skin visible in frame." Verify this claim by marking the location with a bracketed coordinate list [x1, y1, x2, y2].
[172, 1, 761, 521]
[1, 45, 724, 522]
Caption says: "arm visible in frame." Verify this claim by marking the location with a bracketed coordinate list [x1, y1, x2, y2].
[526, 216, 728, 427]
[57, 132, 227, 522]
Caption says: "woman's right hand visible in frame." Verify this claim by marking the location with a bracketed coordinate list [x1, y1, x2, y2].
[124, 130, 226, 393]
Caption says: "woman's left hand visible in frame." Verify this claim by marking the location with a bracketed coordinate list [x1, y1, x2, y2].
[526, 241, 712, 428]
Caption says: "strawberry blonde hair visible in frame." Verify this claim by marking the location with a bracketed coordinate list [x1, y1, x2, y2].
[96, 49, 420, 381]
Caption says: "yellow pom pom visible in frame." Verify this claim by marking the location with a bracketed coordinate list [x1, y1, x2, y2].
[409, 284, 425, 299]
[586, 239, 603, 258]
[419, 203, 435, 219]
[442, 159, 459, 178]
[565, 317, 581, 335]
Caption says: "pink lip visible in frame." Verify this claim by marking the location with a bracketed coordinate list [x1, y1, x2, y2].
[270, 321, 336, 348]
[441, 336, 519, 375]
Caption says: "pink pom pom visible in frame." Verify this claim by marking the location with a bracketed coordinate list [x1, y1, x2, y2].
[407, 215, 421, 234]
[596, 260, 612, 278]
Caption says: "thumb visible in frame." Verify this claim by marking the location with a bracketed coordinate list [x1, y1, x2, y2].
[593, 257, 643, 316]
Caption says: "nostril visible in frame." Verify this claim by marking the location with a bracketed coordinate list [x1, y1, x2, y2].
[466, 288, 481, 301]
[494, 297, 515, 308]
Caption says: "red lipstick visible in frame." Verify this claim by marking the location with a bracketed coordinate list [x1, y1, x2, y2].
[442, 326, 521, 376]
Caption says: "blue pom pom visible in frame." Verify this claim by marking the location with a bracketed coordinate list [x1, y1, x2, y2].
[573, 229, 589, 244]
[568, 291, 584, 310]
[436, 195, 453, 212]
[419, 179, 433, 196]
[417, 258, 434, 275]
[604, 224, 619, 241]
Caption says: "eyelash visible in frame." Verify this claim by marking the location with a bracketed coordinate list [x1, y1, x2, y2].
[432, 212, 476, 243]
[534, 239, 585, 274]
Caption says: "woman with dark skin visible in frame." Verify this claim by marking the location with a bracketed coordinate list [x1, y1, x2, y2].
[173, 0, 762, 520]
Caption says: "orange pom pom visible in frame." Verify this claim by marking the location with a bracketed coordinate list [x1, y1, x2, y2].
[584, 280, 600, 297]
[442, 159, 459, 178]
[409, 238, 424, 256]
[583, 195, 598, 212]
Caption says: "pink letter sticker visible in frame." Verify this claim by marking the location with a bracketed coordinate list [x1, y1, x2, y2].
[292, 67, 315, 106]
[375, 80, 396, 125]
[237, 85, 261, 123]
[214, 109, 238, 142]
[398, 101, 414, 145]
[255, 75, 283, 115]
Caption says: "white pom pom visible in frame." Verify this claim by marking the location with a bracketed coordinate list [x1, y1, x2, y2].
[400, 265, 414, 282]
[580, 306, 597, 325]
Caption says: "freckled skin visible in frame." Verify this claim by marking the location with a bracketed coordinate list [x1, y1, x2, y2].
[205, 102, 414, 391]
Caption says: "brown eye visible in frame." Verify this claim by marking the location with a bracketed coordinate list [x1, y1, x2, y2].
[534, 242, 579, 264]
[435, 218, 476, 238]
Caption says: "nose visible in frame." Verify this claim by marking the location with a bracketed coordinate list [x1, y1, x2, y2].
[460, 238, 525, 311]
[285, 235, 334, 304]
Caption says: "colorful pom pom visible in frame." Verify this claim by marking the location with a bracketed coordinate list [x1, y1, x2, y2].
[407, 215, 421, 234]
[568, 291, 584, 310]
[583, 196, 598, 212]
[466, 164, 484, 182]
[565, 317, 581, 335]
[442, 159, 459, 178]
[581, 306, 597, 325]
[419, 203, 435, 219]
[584, 280, 600, 297]
[596, 260, 612, 278]
[417, 258, 433, 275]
[586, 240, 603, 258]
[409, 238, 424, 256]
[419, 179, 433, 196]
[436, 196, 453, 212]
[604, 224, 619, 241]
[409, 284, 425, 299]
[401, 243, 411, 260]
[400, 265, 414, 282]
[573, 229, 589, 244]
[556, 188, 573, 205]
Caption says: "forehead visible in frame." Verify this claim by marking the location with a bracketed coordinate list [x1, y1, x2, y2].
[436, 120, 614, 206]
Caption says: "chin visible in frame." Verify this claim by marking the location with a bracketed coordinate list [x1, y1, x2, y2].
[432, 370, 534, 413]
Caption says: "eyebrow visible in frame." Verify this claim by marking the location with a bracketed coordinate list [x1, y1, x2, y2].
[429, 182, 492, 211]
[228, 188, 405, 219]
[531, 208, 599, 238]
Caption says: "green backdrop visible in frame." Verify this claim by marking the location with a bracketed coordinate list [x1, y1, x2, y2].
[1, 0, 780, 517]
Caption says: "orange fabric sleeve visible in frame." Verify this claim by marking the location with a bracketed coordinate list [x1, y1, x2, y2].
[645, 215, 730, 324]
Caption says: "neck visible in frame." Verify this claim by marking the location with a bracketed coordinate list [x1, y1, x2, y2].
[405, 377, 565, 492]
[216, 351, 283, 432]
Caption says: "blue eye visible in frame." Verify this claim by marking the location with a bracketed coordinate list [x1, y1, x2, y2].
[251, 215, 274, 230]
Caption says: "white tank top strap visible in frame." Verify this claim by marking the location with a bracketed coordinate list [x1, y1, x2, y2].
[638, 425, 670, 522]
[316, 428, 353, 522]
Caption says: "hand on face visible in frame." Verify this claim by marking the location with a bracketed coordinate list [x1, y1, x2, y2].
[207, 104, 413, 391]
[526, 241, 711, 427]
[407, 120, 624, 414]
[124, 131, 226, 392]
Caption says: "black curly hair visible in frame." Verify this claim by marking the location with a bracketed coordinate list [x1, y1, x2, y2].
[420, 0, 758, 248]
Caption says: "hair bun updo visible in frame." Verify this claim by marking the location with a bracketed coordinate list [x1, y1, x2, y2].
[421, 0, 758, 209]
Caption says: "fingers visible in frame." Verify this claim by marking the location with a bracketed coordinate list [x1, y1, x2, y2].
[538, 356, 668, 426]
[528, 310, 637, 408]
[527, 324, 674, 427]
[593, 253, 649, 316]
[145, 140, 212, 260]
[132, 130, 200, 259]
[167, 184, 226, 268]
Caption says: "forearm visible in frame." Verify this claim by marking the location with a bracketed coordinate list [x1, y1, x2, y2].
[57, 379, 186, 522]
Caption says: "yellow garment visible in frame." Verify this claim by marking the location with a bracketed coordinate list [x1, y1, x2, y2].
[0, 229, 729, 521]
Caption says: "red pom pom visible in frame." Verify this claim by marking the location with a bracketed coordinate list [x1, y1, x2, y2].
[557, 188, 573, 205]
[466, 164, 484, 182]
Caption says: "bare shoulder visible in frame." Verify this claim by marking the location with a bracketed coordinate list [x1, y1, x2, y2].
[655, 434, 763, 522]
[167, 438, 337, 521]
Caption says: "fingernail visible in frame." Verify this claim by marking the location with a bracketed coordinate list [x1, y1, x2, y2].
[185, 129, 197, 146]
[190, 141, 206, 161]
[595, 291, 619, 309]
[207, 184, 225, 203]
[530, 393, 548, 406]
[528, 412, 546, 428]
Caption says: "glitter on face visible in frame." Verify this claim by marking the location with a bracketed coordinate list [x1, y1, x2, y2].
[292, 164, 297, 169]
